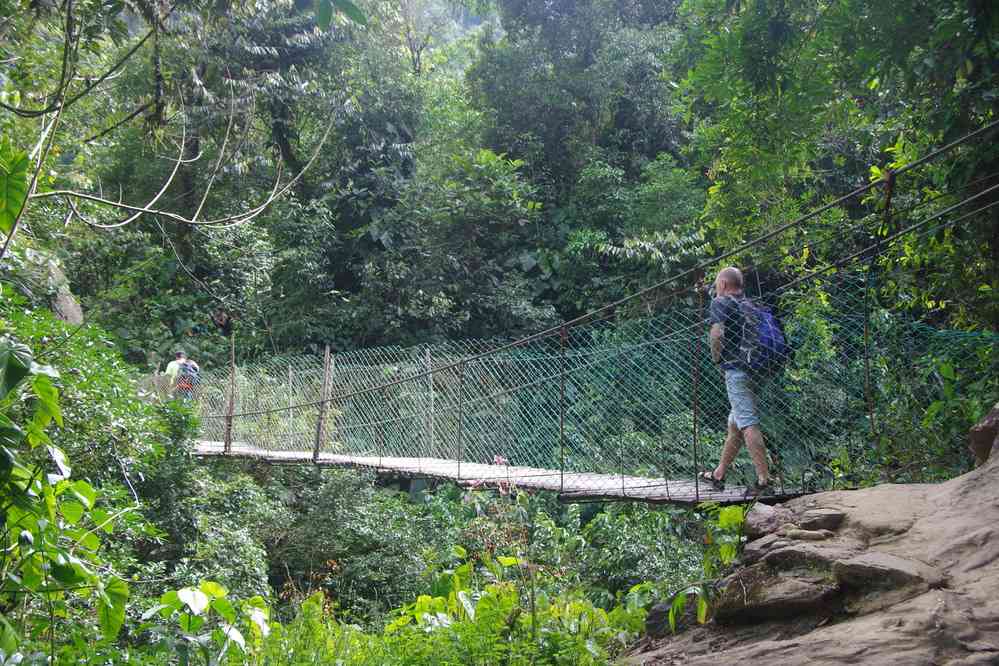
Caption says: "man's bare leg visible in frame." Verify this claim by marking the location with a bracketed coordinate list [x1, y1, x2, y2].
[712, 420, 743, 481]
[743, 425, 770, 484]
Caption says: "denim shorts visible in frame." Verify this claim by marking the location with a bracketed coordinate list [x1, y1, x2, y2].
[725, 369, 760, 430]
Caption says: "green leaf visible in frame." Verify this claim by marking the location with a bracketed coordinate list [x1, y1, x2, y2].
[33, 375, 62, 428]
[0, 612, 18, 656]
[314, 0, 332, 29]
[79, 531, 101, 551]
[0, 140, 29, 235]
[210, 597, 236, 623]
[159, 590, 182, 616]
[71, 480, 96, 509]
[496, 555, 520, 567]
[0, 338, 32, 399]
[199, 580, 227, 599]
[26, 418, 51, 449]
[717, 505, 744, 530]
[50, 560, 85, 586]
[923, 400, 944, 425]
[98, 576, 128, 641]
[696, 594, 709, 624]
[668, 591, 688, 633]
[938, 363, 955, 381]
[333, 0, 367, 24]
[141, 604, 171, 621]
[92, 508, 114, 534]
[315, 0, 367, 28]
[178, 612, 204, 633]
[0, 420, 24, 451]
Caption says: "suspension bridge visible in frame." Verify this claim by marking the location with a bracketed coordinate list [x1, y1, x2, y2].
[191, 123, 999, 505]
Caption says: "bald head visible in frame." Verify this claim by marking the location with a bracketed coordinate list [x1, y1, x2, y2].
[714, 267, 744, 296]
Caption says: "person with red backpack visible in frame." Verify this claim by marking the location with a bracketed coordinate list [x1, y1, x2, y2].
[165, 350, 201, 401]
[700, 266, 787, 495]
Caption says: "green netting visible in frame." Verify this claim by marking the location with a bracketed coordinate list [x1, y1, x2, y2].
[191, 137, 999, 499]
[192, 264, 998, 498]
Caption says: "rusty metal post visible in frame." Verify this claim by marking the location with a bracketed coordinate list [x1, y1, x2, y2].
[864, 170, 895, 453]
[692, 282, 703, 502]
[559, 327, 567, 493]
[426, 348, 434, 473]
[456, 361, 466, 481]
[224, 333, 236, 454]
[287, 366, 294, 440]
[378, 385, 387, 469]
[329, 354, 338, 451]
[313, 345, 332, 463]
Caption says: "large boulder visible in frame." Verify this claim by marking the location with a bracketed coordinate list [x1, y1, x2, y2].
[714, 563, 839, 623]
[969, 402, 999, 466]
[744, 502, 795, 539]
[799, 508, 846, 531]
[624, 432, 999, 665]
[742, 533, 788, 565]
[762, 540, 864, 571]
[833, 552, 946, 590]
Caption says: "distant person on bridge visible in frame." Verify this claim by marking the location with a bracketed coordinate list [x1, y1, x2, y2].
[165, 350, 200, 401]
[701, 266, 772, 494]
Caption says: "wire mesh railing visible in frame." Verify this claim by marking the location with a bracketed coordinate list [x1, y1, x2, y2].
[193, 122, 999, 501]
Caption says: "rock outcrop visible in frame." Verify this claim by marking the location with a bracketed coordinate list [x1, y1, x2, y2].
[626, 439, 999, 665]
[969, 402, 999, 466]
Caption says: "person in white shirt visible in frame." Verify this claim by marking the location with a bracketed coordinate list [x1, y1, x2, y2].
[164, 350, 200, 400]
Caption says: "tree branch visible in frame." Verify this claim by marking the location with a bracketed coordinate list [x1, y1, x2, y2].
[39, 119, 334, 229]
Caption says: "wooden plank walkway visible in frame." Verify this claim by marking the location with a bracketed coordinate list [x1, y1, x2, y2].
[193, 441, 792, 505]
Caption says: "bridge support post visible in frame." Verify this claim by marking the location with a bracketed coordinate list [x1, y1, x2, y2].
[456, 361, 465, 481]
[287, 366, 294, 440]
[313, 345, 332, 464]
[378, 385, 388, 469]
[692, 279, 703, 502]
[559, 326, 567, 493]
[425, 348, 434, 473]
[224, 333, 236, 455]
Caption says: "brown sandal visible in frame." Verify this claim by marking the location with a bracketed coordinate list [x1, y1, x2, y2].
[700, 471, 725, 491]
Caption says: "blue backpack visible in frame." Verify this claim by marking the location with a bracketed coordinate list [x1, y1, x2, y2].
[737, 299, 789, 375]
[177, 360, 201, 391]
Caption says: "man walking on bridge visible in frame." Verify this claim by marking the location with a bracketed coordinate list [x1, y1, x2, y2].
[701, 266, 772, 494]
[165, 350, 201, 401]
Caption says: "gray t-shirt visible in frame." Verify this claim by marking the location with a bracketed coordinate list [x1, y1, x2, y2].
[709, 294, 745, 370]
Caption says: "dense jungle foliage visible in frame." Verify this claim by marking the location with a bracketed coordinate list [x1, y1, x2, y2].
[1, 0, 997, 662]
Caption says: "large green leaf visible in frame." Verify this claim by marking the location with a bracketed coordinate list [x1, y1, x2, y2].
[50, 559, 86, 586]
[0, 612, 18, 656]
[0, 417, 24, 451]
[210, 597, 236, 623]
[315, 0, 332, 29]
[70, 480, 96, 509]
[199, 580, 227, 599]
[98, 576, 129, 641]
[0, 141, 29, 235]
[0, 338, 33, 399]
[333, 0, 366, 24]
[314, 0, 366, 29]
[61, 499, 85, 525]
[34, 375, 63, 428]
